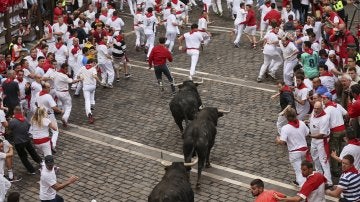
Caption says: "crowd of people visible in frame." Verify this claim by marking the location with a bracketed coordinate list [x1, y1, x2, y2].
[0, 0, 359, 201]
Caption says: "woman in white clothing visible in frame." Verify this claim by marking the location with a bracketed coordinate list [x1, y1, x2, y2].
[29, 107, 57, 157]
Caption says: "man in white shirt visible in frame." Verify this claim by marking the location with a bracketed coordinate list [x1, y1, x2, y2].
[24, 48, 38, 73]
[282, 4, 296, 22]
[54, 37, 68, 68]
[78, 59, 101, 124]
[309, 101, 333, 186]
[294, 74, 311, 121]
[134, 7, 145, 50]
[34, 56, 46, 77]
[279, 34, 299, 86]
[30, 74, 42, 114]
[14, 70, 30, 114]
[233, 3, 247, 47]
[97, 36, 114, 88]
[84, 4, 96, 25]
[276, 107, 309, 187]
[178, 23, 204, 80]
[68, 38, 82, 79]
[36, 82, 63, 153]
[53, 63, 81, 127]
[165, 8, 179, 53]
[144, 7, 159, 60]
[39, 155, 78, 202]
[198, 11, 211, 47]
[258, 0, 271, 39]
[52, 16, 68, 43]
[331, 132, 360, 170]
[0, 139, 12, 198]
[43, 19, 56, 53]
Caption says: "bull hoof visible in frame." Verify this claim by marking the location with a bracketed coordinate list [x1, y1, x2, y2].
[206, 163, 211, 168]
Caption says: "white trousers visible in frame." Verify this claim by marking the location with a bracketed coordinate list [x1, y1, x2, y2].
[258, 54, 283, 78]
[283, 60, 297, 86]
[83, 84, 96, 116]
[146, 33, 155, 58]
[311, 139, 333, 185]
[186, 49, 200, 77]
[212, 0, 223, 13]
[289, 151, 307, 186]
[135, 27, 145, 47]
[48, 113, 59, 148]
[56, 91, 72, 123]
[34, 141, 52, 157]
[165, 32, 177, 52]
[99, 61, 115, 85]
[234, 24, 244, 44]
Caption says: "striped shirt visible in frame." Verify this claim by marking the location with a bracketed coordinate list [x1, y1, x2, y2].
[338, 172, 360, 201]
[112, 40, 126, 58]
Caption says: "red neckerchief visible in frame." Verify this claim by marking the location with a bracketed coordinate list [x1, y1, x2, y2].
[58, 69, 67, 74]
[13, 112, 25, 122]
[39, 90, 48, 96]
[348, 139, 360, 146]
[4, 78, 13, 84]
[165, 6, 171, 9]
[304, 48, 313, 55]
[321, 71, 333, 77]
[136, 11, 142, 14]
[85, 64, 93, 70]
[343, 166, 359, 174]
[325, 101, 337, 108]
[16, 76, 23, 82]
[265, 3, 270, 7]
[199, 16, 206, 20]
[172, 0, 178, 4]
[116, 35, 123, 42]
[146, 12, 153, 17]
[31, 56, 37, 61]
[55, 42, 63, 49]
[71, 45, 80, 55]
[288, 119, 300, 128]
[314, 110, 326, 118]
[111, 16, 118, 21]
[98, 41, 106, 45]
[101, 11, 108, 17]
[280, 85, 292, 93]
[297, 83, 307, 90]
[190, 29, 197, 34]
[47, 24, 52, 33]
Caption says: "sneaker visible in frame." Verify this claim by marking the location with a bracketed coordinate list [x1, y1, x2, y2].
[91, 105, 95, 110]
[51, 147, 57, 154]
[107, 84, 113, 89]
[159, 82, 164, 91]
[269, 72, 277, 80]
[28, 172, 36, 175]
[8, 176, 22, 182]
[61, 119, 67, 128]
[116, 78, 120, 82]
[73, 94, 80, 97]
[292, 180, 299, 186]
[234, 43, 240, 48]
[100, 82, 106, 87]
[256, 77, 262, 82]
[125, 74, 131, 78]
[88, 113, 94, 124]
[189, 75, 193, 80]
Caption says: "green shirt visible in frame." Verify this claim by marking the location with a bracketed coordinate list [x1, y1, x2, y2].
[301, 51, 319, 79]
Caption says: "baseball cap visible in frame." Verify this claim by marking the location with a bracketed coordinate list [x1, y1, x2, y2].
[321, 92, 332, 100]
[44, 155, 55, 166]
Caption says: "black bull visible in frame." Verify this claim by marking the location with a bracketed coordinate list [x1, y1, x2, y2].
[169, 80, 203, 133]
[148, 162, 195, 202]
[183, 107, 228, 188]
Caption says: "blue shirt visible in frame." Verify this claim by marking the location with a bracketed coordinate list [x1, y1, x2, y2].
[315, 85, 328, 95]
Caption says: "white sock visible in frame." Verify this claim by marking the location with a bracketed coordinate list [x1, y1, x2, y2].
[8, 169, 13, 179]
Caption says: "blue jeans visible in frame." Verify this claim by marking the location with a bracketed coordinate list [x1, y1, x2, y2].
[154, 64, 174, 83]
[41, 194, 64, 202]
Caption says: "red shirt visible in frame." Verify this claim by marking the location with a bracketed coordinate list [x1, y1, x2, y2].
[263, 9, 281, 26]
[329, 30, 355, 59]
[148, 45, 173, 66]
[241, 9, 256, 26]
[53, 7, 63, 22]
[92, 30, 108, 44]
[255, 190, 285, 202]
[348, 96, 360, 118]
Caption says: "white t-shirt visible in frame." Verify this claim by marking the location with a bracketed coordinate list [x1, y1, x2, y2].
[97, 44, 109, 64]
[79, 66, 97, 86]
[99, 14, 108, 24]
[263, 32, 279, 56]
[54, 44, 68, 65]
[35, 67, 45, 77]
[54, 72, 73, 91]
[134, 13, 145, 29]
[36, 94, 56, 114]
[43, 68, 56, 89]
[280, 41, 298, 61]
[324, 104, 347, 129]
[282, 10, 296, 22]
[31, 81, 42, 101]
[294, 87, 310, 117]
[309, 112, 330, 144]
[340, 144, 360, 169]
[39, 165, 57, 200]
[259, 4, 271, 21]
[0, 152, 6, 175]
[84, 10, 96, 24]
[280, 121, 309, 151]
[320, 75, 336, 94]
[184, 32, 203, 49]
[29, 118, 51, 139]
[166, 14, 178, 33]
[232, 0, 241, 14]
[14, 78, 28, 99]
[52, 23, 68, 41]
[198, 17, 207, 31]
[144, 15, 158, 35]
[234, 9, 247, 25]
[24, 55, 38, 73]
[0, 110, 6, 135]
[106, 17, 125, 32]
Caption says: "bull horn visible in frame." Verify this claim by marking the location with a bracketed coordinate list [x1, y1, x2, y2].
[183, 157, 198, 167]
[161, 160, 172, 167]
[218, 108, 231, 113]
[193, 78, 204, 84]
[279, 105, 292, 116]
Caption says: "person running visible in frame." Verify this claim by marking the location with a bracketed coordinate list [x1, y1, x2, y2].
[240, 4, 257, 49]
[144, 7, 158, 61]
[112, 33, 131, 80]
[178, 23, 204, 80]
[148, 37, 176, 93]
[165, 8, 179, 53]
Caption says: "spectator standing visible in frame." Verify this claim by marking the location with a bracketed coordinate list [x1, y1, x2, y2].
[8, 106, 42, 174]
[1, 70, 20, 118]
[39, 155, 79, 202]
